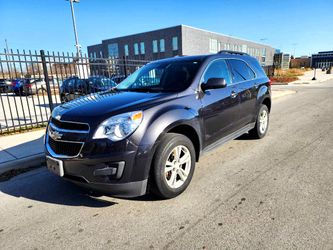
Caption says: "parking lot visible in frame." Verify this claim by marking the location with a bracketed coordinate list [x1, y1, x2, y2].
[0, 80, 332, 249]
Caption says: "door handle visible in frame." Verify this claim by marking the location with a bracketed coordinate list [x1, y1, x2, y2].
[230, 91, 237, 99]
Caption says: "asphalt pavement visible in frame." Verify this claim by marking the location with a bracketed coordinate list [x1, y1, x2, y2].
[0, 80, 332, 249]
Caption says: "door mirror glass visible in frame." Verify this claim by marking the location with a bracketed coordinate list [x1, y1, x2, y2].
[202, 78, 226, 91]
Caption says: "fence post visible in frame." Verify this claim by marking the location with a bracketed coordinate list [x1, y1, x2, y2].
[40, 50, 54, 111]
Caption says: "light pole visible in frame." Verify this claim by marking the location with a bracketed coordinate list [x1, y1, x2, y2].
[67, 0, 81, 58]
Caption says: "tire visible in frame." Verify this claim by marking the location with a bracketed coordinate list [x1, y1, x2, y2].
[248, 104, 269, 139]
[151, 133, 196, 199]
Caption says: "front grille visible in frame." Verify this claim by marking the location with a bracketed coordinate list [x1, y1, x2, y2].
[48, 136, 83, 157]
[51, 118, 89, 131]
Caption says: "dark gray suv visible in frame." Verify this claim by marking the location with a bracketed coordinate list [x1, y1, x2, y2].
[45, 51, 271, 199]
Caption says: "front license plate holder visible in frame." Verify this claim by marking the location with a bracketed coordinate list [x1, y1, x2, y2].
[46, 156, 64, 177]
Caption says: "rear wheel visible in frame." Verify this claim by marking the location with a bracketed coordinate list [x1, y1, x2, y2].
[151, 133, 196, 199]
[249, 104, 269, 139]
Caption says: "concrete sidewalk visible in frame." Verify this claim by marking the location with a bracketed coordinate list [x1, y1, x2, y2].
[0, 88, 296, 176]
[290, 69, 333, 85]
[0, 129, 45, 174]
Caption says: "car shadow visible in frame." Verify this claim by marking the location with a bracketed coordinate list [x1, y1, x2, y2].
[235, 133, 257, 140]
[0, 168, 117, 208]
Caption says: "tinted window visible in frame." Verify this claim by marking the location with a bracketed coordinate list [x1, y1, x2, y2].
[228, 59, 255, 82]
[202, 59, 231, 84]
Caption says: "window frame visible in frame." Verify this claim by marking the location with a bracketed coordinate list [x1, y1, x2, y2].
[159, 39, 165, 52]
[152, 40, 158, 53]
[140, 42, 145, 55]
[124, 44, 129, 56]
[134, 43, 139, 55]
[172, 36, 178, 51]
[227, 58, 257, 83]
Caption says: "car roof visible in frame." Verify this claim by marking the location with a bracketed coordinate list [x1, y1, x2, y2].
[150, 52, 254, 64]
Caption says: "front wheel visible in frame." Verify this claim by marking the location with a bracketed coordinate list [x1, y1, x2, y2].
[249, 104, 269, 139]
[151, 133, 196, 199]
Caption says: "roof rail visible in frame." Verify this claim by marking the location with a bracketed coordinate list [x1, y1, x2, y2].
[217, 50, 249, 56]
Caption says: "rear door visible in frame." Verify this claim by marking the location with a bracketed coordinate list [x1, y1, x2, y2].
[227, 59, 257, 126]
[200, 59, 240, 147]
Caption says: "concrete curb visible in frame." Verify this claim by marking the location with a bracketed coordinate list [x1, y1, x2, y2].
[0, 153, 45, 175]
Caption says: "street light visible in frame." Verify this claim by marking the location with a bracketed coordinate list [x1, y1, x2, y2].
[67, 0, 81, 58]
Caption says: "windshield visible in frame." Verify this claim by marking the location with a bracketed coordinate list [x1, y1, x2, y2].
[116, 59, 202, 92]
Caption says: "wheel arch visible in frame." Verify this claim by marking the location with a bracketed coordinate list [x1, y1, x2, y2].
[167, 124, 201, 162]
[261, 97, 271, 112]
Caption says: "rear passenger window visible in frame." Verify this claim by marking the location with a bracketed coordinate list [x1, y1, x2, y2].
[228, 59, 255, 82]
[203, 59, 231, 84]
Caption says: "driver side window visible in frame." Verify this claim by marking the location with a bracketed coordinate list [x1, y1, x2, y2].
[203, 60, 231, 84]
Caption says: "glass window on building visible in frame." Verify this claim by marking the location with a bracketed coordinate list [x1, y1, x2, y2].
[100, 51, 103, 58]
[172, 37, 178, 51]
[89, 52, 93, 58]
[140, 42, 145, 54]
[262, 48, 266, 57]
[160, 39, 165, 52]
[108, 43, 119, 58]
[152, 40, 158, 53]
[241, 44, 247, 53]
[94, 52, 97, 58]
[209, 38, 218, 53]
[134, 43, 139, 55]
[218, 42, 223, 51]
[124, 44, 129, 56]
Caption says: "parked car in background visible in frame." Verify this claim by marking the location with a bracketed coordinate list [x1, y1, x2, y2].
[0, 79, 11, 93]
[60, 76, 116, 103]
[29, 78, 47, 95]
[11, 79, 32, 96]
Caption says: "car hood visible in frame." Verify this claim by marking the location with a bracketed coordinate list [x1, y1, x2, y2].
[53, 91, 176, 124]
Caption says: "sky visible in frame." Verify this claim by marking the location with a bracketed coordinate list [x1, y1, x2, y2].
[0, 0, 332, 57]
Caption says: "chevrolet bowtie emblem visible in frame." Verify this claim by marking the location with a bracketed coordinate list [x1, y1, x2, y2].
[49, 129, 63, 140]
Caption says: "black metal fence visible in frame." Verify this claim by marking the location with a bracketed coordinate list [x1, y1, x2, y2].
[0, 49, 148, 134]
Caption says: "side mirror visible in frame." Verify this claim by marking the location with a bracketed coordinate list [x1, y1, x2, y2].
[201, 78, 226, 91]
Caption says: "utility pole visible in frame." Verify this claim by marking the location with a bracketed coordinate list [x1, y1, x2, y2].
[68, 0, 81, 58]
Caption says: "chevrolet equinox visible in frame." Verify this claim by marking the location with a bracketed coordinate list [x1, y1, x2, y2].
[45, 51, 271, 199]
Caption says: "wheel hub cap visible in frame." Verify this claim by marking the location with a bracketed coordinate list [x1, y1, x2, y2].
[164, 145, 191, 189]
[259, 109, 268, 134]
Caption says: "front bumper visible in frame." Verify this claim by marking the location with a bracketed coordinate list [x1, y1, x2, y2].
[45, 132, 152, 198]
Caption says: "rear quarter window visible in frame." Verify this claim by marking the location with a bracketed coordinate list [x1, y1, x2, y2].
[228, 59, 256, 82]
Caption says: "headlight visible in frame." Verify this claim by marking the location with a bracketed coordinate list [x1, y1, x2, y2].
[93, 111, 143, 141]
